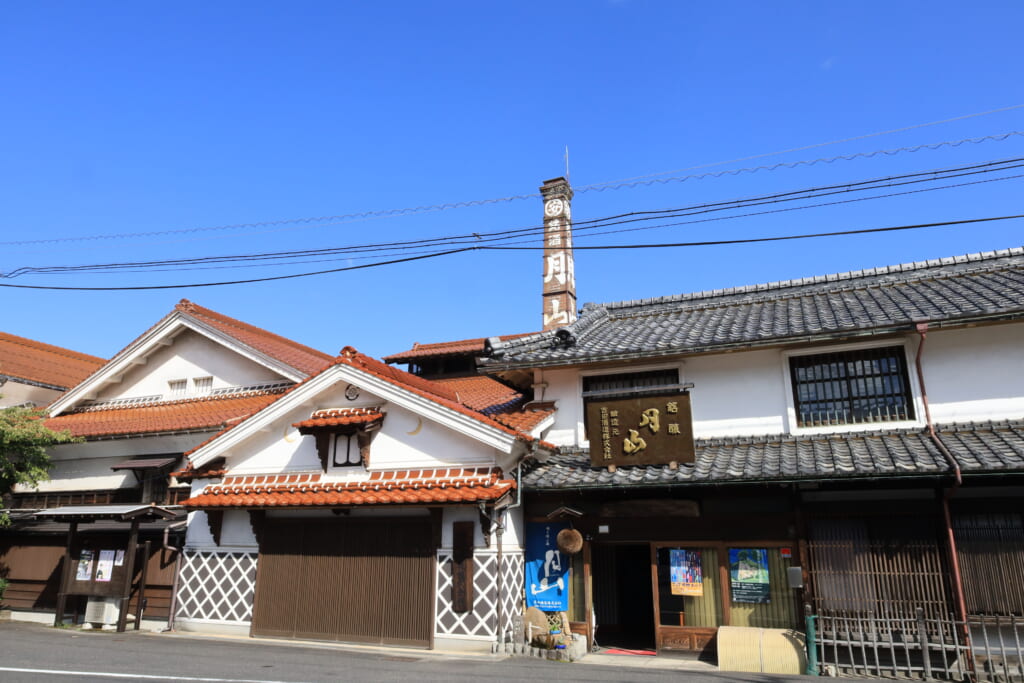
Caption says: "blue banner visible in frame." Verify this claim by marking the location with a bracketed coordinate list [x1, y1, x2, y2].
[525, 522, 570, 611]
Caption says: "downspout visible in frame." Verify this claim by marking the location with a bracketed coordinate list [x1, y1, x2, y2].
[915, 323, 970, 633]
[487, 458, 526, 647]
[162, 519, 187, 632]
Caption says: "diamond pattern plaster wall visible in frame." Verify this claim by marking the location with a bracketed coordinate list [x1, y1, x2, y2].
[176, 550, 257, 623]
[435, 549, 524, 639]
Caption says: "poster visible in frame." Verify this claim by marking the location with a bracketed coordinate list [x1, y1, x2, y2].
[76, 549, 95, 581]
[95, 550, 116, 582]
[114, 550, 125, 566]
[670, 549, 703, 596]
[729, 548, 770, 603]
[525, 522, 569, 611]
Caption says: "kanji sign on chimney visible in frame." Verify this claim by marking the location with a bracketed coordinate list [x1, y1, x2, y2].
[540, 177, 577, 331]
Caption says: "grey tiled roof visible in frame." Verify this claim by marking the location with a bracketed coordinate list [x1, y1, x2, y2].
[522, 420, 1024, 490]
[482, 247, 1024, 368]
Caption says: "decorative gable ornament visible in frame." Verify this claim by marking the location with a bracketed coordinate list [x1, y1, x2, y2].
[293, 407, 384, 471]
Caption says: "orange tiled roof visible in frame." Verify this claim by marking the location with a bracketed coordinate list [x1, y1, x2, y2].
[172, 458, 228, 481]
[176, 300, 332, 376]
[434, 375, 523, 413]
[183, 347, 548, 462]
[383, 332, 537, 364]
[45, 389, 287, 439]
[0, 331, 105, 390]
[492, 406, 555, 433]
[182, 467, 513, 509]
[333, 347, 540, 443]
[292, 407, 384, 429]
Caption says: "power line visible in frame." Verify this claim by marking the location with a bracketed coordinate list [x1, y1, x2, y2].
[579, 104, 1024, 189]
[1, 215, 1020, 291]
[6, 155, 1021, 278]
[2, 127, 1022, 248]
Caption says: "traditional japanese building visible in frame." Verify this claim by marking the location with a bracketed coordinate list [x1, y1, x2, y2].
[0, 300, 332, 628]
[174, 347, 555, 649]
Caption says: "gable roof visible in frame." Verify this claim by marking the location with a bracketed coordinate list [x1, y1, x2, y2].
[186, 347, 554, 468]
[45, 388, 287, 439]
[175, 300, 331, 376]
[482, 247, 1024, 369]
[48, 299, 332, 416]
[0, 331, 105, 390]
[383, 333, 537, 364]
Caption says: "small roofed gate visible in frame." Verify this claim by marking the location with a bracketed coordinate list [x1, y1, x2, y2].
[251, 517, 435, 647]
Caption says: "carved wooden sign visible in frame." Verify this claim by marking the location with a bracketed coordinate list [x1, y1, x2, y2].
[586, 391, 695, 467]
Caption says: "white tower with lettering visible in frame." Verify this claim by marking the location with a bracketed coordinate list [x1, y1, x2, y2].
[540, 177, 577, 331]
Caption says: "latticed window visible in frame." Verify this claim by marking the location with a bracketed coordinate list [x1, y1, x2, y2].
[789, 346, 915, 427]
[168, 379, 187, 397]
[193, 376, 213, 395]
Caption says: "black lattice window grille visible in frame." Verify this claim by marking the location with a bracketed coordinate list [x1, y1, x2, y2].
[789, 346, 915, 427]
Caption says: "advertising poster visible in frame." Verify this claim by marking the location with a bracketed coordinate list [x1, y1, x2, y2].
[114, 550, 125, 566]
[670, 549, 703, 596]
[525, 522, 569, 611]
[729, 548, 771, 603]
[95, 550, 116, 582]
[76, 549, 95, 581]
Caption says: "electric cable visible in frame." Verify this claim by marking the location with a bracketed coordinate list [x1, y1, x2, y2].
[0, 214, 1019, 291]
[5, 156, 1021, 278]
[2, 128, 1021, 248]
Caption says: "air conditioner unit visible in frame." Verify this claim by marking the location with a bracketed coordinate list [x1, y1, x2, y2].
[85, 597, 121, 626]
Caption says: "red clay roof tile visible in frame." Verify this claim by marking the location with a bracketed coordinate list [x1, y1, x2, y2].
[182, 467, 513, 509]
[292, 407, 384, 429]
[46, 389, 286, 439]
[383, 333, 538, 364]
[0, 331, 105, 390]
[176, 300, 332, 376]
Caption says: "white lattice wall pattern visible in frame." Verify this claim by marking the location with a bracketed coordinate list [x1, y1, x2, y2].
[435, 549, 524, 639]
[176, 551, 257, 623]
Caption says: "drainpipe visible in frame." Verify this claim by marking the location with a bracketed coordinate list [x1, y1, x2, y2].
[915, 323, 970, 633]
[487, 458, 526, 647]
[162, 520, 187, 632]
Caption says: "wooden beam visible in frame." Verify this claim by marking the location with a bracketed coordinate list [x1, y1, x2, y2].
[117, 518, 140, 633]
[54, 521, 78, 627]
[452, 521, 475, 613]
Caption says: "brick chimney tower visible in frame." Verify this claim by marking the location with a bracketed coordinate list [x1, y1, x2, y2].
[540, 176, 577, 331]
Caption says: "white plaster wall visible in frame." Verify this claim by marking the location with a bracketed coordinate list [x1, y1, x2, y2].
[533, 324, 1024, 446]
[94, 330, 287, 401]
[19, 433, 209, 494]
[0, 379, 63, 407]
[685, 348, 788, 438]
[922, 323, 1024, 423]
[13, 455, 131, 493]
[225, 381, 500, 475]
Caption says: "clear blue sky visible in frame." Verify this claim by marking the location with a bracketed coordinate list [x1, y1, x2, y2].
[1, 2, 1022, 362]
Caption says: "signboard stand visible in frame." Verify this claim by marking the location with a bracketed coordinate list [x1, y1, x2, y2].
[116, 518, 140, 633]
[54, 522, 79, 627]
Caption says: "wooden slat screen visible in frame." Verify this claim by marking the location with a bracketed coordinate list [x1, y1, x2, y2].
[954, 513, 1024, 616]
[807, 516, 952, 621]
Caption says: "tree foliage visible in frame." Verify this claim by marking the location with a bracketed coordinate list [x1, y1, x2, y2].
[1, 404, 80, 500]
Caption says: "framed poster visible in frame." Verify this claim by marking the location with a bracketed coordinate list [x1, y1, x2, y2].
[729, 548, 770, 604]
[75, 549, 95, 581]
[95, 550, 116, 582]
[669, 549, 703, 596]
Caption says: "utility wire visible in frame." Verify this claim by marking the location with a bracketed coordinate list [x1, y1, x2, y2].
[6, 156, 1021, 278]
[46, 171, 1024, 277]
[0, 215, 1020, 291]
[579, 104, 1024, 189]
[2, 128, 1021, 248]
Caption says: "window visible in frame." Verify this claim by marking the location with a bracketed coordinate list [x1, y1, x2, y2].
[582, 368, 680, 432]
[193, 376, 213, 395]
[167, 379, 187, 397]
[789, 346, 914, 428]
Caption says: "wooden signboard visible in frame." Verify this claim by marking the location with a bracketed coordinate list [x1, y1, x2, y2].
[68, 541, 131, 598]
[585, 391, 695, 467]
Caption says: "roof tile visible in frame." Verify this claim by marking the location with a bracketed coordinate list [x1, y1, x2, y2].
[0, 332, 105, 390]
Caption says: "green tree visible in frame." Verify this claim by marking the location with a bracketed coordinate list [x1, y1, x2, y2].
[1, 405, 80, 523]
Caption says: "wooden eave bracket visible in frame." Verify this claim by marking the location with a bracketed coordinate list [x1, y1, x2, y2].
[206, 510, 224, 547]
[299, 420, 383, 473]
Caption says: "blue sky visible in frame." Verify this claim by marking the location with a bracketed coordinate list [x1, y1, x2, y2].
[1, 2, 1022, 361]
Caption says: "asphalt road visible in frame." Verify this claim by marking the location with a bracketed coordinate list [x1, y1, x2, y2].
[0, 621, 811, 682]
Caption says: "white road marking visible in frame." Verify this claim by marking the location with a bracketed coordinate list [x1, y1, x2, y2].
[0, 667, 305, 683]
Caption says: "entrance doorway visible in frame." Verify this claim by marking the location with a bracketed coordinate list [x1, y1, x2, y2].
[591, 543, 655, 650]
